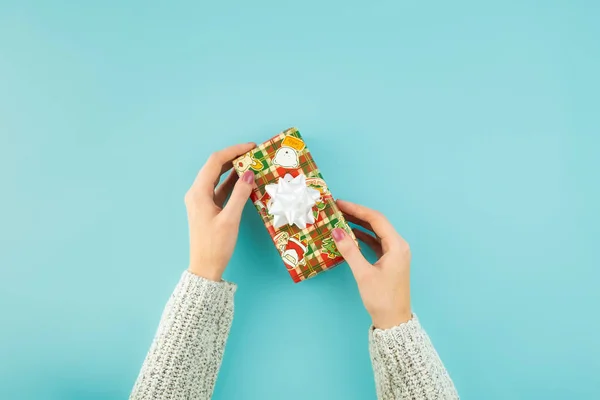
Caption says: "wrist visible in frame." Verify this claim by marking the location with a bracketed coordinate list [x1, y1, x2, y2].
[188, 265, 223, 282]
[372, 309, 413, 330]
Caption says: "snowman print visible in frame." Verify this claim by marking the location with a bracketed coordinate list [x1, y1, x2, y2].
[273, 146, 299, 169]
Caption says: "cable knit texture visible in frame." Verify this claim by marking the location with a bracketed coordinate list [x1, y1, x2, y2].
[369, 316, 459, 399]
[130, 271, 236, 400]
[131, 272, 458, 399]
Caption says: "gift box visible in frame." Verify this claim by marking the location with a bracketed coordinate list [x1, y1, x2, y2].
[233, 127, 357, 283]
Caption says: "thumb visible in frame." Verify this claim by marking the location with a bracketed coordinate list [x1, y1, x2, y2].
[222, 170, 254, 223]
[332, 228, 369, 276]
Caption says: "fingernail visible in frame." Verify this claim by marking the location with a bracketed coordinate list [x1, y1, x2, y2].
[332, 228, 345, 241]
[242, 170, 254, 184]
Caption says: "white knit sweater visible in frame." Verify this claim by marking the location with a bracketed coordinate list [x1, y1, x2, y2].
[131, 271, 458, 399]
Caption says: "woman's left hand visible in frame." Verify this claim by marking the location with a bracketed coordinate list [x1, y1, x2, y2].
[184, 142, 256, 281]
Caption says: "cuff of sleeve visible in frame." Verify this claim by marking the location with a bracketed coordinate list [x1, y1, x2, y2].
[170, 271, 237, 314]
[181, 270, 237, 294]
[369, 315, 458, 399]
[368, 314, 428, 384]
[369, 314, 431, 366]
[370, 313, 421, 340]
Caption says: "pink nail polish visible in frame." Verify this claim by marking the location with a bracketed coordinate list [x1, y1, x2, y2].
[242, 170, 254, 184]
[332, 228, 345, 241]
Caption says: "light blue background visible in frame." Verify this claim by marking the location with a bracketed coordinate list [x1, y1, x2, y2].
[1, 1, 598, 399]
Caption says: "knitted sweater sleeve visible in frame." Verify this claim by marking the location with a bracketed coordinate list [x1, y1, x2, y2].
[130, 271, 236, 400]
[369, 315, 459, 400]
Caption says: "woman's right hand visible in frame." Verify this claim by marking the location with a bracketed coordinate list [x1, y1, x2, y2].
[332, 200, 412, 329]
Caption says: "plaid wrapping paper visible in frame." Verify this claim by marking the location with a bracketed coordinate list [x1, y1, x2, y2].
[233, 127, 357, 283]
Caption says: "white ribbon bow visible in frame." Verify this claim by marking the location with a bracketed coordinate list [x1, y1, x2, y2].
[265, 174, 321, 229]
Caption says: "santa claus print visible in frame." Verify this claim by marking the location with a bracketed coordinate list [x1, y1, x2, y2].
[272, 231, 289, 253]
[253, 192, 272, 218]
[280, 235, 308, 270]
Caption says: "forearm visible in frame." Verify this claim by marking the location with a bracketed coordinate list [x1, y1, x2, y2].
[131, 271, 236, 400]
[369, 315, 458, 400]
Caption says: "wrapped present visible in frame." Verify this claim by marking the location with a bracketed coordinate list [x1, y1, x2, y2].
[233, 127, 357, 283]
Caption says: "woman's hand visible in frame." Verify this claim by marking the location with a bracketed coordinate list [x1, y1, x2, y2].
[332, 200, 412, 329]
[184, 143, 256, 281]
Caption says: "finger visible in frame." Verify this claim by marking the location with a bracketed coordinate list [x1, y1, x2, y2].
[352, 228, 383, 258]
[331, 228, 370, 277]
[193, 142, 256, 194]
[336, 200, 401, 250]
[214, 170, 238, 208]
[343, 212, 375, 234]
[220, 170, 255, 225]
